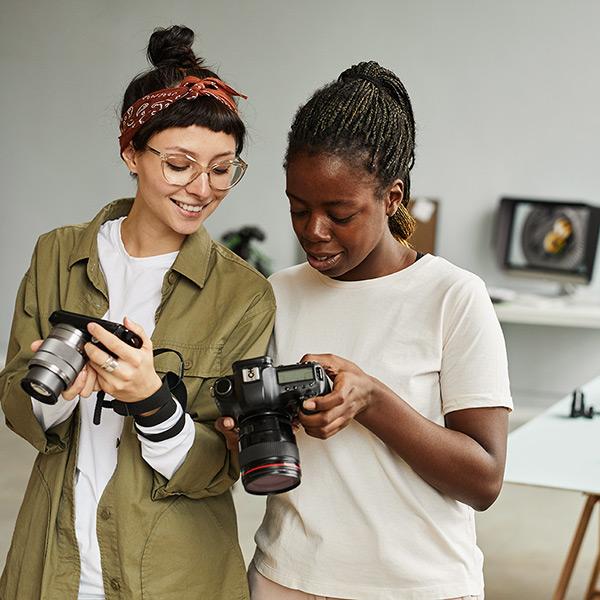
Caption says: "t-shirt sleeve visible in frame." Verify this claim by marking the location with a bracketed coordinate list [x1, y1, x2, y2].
[440, 275, 512, 414]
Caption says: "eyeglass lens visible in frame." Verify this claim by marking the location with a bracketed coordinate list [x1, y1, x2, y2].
[162, 156, 244, 190]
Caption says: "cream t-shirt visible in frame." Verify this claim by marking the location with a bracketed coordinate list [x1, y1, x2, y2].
[253, 256, 512, 600]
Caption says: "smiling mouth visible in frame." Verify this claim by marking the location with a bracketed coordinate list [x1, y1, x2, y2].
[171, 198, 206, 214]
[305, 251, 342, 270]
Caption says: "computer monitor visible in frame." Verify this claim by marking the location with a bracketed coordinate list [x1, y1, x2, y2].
[495, 197, 600, 286]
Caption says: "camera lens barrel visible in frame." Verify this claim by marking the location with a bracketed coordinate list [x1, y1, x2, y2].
[21, 324, 88, 404]
[238, 412, 301, 495]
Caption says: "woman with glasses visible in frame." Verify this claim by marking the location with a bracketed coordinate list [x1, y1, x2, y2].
[0, 25, 274, 600]
[220, 61, 511, 600]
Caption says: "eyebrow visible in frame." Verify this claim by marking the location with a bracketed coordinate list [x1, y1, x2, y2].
[286, 192, 355, 207]
[165, 147, 236, 161]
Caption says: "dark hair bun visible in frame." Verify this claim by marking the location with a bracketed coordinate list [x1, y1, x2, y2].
[147, 25, 203, 70]
[339, 61, 406, 106]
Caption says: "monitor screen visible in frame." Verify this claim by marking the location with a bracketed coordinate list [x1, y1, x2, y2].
[496, 197, 600, 285]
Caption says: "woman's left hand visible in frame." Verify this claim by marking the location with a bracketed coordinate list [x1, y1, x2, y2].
[297, 353, 375, 439]
[85, 317, 162, 403]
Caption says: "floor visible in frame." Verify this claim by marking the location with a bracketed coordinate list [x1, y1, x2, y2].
[0, 408, 597, 599]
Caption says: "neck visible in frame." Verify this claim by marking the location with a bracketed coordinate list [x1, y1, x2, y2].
[382, 239, 418, 276]
[121, 201, 185, 257]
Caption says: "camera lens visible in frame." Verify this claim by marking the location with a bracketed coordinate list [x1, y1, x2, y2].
[21, 324, 88, 404]
[238, 413, 301, 495]
[29, 382, 52, 398]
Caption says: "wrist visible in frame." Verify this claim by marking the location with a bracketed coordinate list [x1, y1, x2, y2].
[141, 407, 160, 417]
[138, 379, 162, 415]
[357, 376, 383, 420]
[144, 375, 162, 399]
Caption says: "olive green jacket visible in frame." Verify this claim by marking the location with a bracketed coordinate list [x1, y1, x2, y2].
[0, 199, 275, 600]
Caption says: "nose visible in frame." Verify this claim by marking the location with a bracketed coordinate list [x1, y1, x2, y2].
[185, 171, 212, 198]
[302, 213, 331, 243]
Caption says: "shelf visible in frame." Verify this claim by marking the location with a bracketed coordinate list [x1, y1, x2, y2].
[494, 299, 600, 328]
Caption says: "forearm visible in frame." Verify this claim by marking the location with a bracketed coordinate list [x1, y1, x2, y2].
[356, 378, 507, 511]
[31, 396, 79, 431]
[137, 405, 195, 479]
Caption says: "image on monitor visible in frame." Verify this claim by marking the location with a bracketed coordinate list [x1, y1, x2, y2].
[496, 197, 600, 285]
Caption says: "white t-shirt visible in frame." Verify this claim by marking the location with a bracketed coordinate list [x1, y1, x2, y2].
[32, 216, 195, 599]
[253, 256, 512, 600]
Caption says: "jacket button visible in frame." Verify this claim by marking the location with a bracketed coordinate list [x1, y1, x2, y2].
[184, 359, 192, 369]
[100, 508, 111, 520]
[110, 578, 120, 591]
[168, 272, 177, 284]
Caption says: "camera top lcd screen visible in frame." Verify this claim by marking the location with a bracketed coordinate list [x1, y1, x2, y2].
[276, 366, 315, 385]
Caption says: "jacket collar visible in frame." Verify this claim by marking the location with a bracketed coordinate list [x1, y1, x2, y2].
[68, 198, 212, 289]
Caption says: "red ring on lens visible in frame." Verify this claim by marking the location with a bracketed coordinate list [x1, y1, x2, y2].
[242, 462, 301, 477]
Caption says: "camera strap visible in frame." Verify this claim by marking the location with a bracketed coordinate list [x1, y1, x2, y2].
[93, 348, 186, 426]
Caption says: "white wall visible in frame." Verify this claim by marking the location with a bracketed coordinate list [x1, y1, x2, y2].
[2, 0, 600, 404]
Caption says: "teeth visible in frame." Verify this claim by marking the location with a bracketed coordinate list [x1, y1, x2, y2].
[174, 200, 203, 213]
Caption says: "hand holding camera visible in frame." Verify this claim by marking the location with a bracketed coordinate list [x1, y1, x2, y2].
[296, 353, 375, 440]
[21, 310, 160, 405]
[85, 317, 162, 405]
[212, 355, 331, 495]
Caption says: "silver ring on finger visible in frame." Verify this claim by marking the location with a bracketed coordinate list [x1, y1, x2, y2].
[99, 356, 119, 373]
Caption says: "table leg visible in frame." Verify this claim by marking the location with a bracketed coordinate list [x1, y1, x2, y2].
[552, 494, 599, 600]
[585, 503, 600, 600]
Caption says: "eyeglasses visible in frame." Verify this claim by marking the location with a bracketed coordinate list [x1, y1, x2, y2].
[146, 145, 248, 191]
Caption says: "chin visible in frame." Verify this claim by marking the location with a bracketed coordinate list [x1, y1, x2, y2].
[175, 220, 207, 236]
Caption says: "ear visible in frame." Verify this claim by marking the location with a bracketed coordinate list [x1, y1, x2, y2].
[385, 179, 404, 217]
[121, 143, 138, 174]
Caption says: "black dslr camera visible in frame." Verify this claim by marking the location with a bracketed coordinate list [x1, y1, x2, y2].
[212, 355, 331, 495]
[21, 310, 143, 405]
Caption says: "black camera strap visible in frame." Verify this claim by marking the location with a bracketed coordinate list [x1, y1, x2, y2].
[93, 348, 186, 429]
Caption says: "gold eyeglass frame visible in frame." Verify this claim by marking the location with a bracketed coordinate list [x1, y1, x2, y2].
[146, 145, 248, 191]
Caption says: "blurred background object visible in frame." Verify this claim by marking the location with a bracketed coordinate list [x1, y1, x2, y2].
[407, 197, 438, 254]
[221, 226, 272, 276]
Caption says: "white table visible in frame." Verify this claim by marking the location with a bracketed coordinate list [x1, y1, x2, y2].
[505, 377, 600, 599]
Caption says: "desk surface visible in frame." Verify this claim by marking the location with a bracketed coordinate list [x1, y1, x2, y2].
[505, 376, 600, 495]
[494, 298, 600, 328]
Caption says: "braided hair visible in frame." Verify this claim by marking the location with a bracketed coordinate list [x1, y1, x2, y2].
[121, 25, 245, 154]
[285, 61, 416, 244]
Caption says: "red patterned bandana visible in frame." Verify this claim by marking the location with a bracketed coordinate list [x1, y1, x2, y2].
[119, 76, 247, 155]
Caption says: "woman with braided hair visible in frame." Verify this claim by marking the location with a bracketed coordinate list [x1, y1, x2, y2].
[221, 61, 511, 599]
[1, 25, 274, 600]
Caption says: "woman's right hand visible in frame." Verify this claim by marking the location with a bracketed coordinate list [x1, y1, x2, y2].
[214, 417, 240, 453]
[30, 340, 99, 401]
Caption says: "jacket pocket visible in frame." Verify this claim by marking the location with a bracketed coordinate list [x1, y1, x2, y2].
[140, 495, 248, 600]
[152, 341, 223, 378]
